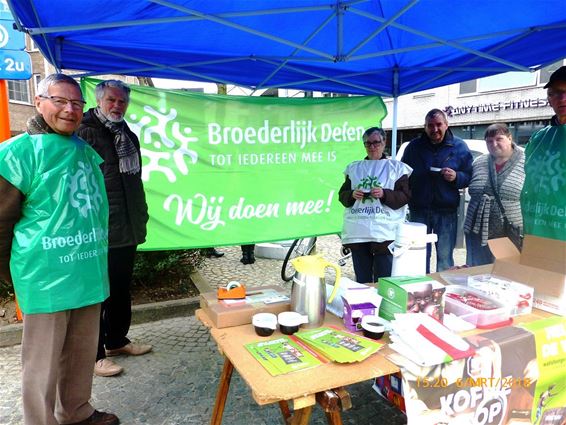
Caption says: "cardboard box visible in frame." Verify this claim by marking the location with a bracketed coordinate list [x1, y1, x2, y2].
[341, 287, 382, 332]
[200, 285, 290, 328]
[378, 298, 402, 322]
[378, 275, 445, 321]
[489, 236, 566, 316]
[373, 372, 406, 413]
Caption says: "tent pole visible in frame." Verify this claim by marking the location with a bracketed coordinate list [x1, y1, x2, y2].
[391, 95, 398, 158]
[391, 67, 399, 158]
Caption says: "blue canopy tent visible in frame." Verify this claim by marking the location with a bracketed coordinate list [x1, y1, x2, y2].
[7, 0, 566, 153]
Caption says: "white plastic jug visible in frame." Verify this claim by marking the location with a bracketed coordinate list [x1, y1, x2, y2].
[388, 222, 437, 276]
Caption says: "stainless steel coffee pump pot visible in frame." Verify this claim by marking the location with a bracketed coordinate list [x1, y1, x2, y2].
[289, 255, 341, 328]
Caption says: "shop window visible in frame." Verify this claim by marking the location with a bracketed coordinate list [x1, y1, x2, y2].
[459, 79, 476, 95]
[27, 36, 39, 52]
[479, 71, 536, 92]
[7, 80, 31, 104]
[260, 88, 279, 97]
[515, 121, 547, 145]
[33, 74, 42, 95]
[323, 92, 349, 97]
[539, 59, 565, 86]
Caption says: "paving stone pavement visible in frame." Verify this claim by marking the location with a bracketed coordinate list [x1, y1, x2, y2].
[0, 236, 466, 424]
[198, 235, 357, 292]
[200, 234, 465, 291]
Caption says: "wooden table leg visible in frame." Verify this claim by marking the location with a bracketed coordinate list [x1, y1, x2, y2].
[316, 387, 351, 425]
[210, 357, 234, 425]
[324, 411, 343, 425]
[290, 405, 314, 425]
[278, 400, 292, 424]
[284, 388, 350, 425]
[333, 387, 352, 411]
[316, 390, 340, 411]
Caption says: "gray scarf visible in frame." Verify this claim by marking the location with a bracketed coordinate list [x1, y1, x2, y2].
[94, 107, 140, 175]
[26, 114, 55, 135]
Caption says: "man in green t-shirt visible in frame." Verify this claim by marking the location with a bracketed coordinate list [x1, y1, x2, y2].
[0, 74, 118, 425]
[521, 66, 566, 241]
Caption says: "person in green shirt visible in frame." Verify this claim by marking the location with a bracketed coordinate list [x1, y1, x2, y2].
[0, 74, 118, 425]
[521, 66, 566, 241]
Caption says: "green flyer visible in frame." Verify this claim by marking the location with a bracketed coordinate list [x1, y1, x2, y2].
[245, 336, 324, 376]
[294, 327, 383, 363]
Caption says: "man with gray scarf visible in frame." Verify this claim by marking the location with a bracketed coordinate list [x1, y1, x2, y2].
[77, 80, 150, 378]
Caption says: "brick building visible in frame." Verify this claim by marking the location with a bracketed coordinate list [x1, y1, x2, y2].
[4, 36, 136, 136]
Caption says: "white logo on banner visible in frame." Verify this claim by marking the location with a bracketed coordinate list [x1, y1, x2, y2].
[68, 161, 104, 217]
[129, 105, 199, 183]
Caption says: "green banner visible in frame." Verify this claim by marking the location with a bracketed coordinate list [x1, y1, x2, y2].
[81, 78, 387, 250]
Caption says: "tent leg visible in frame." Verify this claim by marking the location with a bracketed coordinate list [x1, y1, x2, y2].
[391, 95, 399, 158]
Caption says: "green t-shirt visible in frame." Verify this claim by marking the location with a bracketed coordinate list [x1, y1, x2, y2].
[0, 133, 109, 314]
[521, 124, 566, 241]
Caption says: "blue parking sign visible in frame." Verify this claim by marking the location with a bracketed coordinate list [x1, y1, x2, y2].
[0, 19, 24, 50]
[0, 0, 12, 20]
[0, 49, 31, 79]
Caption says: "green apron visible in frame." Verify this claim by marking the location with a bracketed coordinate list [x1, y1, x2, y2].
[0, 133, 109, 314]
[521, 124, 566, 241]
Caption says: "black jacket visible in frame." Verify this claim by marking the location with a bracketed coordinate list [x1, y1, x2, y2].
[77, 109, 148, 248]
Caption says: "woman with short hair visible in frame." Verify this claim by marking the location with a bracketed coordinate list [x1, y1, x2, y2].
[339, 127, 412, 283]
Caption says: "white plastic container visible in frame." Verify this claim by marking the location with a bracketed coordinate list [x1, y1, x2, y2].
[467, 274, 533, 316]
[444, 285, 511, 329]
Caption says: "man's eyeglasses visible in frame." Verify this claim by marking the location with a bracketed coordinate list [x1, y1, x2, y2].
[548, 89, 566, 99]
[39, 95, 86, 110]
[364, 140, 384, 148]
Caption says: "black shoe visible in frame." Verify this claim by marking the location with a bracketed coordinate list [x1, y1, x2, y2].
[69, 410, 120, 425]
[240, 252, 256, 265]
[207, 248, 224, 258]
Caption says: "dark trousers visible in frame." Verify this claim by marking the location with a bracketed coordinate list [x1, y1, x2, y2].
[350, 243, 393, 284]
[241, 244, 255, 254]
[410, 209, 457, 273]
[465, 231, 495, 266]
[96, 245, 137, 361]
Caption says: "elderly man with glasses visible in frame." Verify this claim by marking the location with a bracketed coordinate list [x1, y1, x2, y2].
[0, 74, 119, 425]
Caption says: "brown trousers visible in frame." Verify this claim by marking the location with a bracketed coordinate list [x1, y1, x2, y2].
[21, 304, 100, 425]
